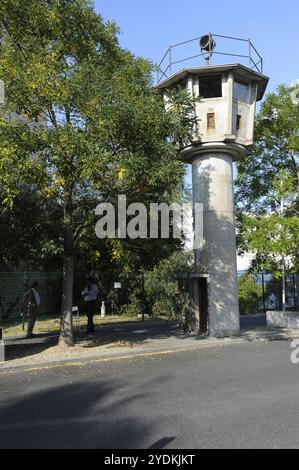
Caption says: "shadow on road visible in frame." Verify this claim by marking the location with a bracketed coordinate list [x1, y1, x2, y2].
[0, 374, 176, 449]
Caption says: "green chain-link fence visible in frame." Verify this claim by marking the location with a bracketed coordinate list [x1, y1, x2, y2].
[0, 272, 86, 321]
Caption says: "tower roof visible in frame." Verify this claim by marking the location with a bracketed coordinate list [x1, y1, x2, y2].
[156, 63, 269, 101]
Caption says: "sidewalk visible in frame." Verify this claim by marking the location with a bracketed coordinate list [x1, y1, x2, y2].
[1, 316, 299, 371]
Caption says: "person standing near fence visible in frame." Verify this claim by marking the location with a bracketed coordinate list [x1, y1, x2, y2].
[24, 282, 41, 339]
[82, 278, 99, 334]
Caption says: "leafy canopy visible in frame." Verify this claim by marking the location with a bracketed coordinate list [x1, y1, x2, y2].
[0, 0, 198, 236]
[236, 85, 299, 213]
[236, 85, 299, 276]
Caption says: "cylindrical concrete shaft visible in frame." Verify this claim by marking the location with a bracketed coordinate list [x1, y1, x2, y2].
[192, 152, 240, 337]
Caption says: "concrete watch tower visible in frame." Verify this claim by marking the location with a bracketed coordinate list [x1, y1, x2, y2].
[156, 34, 269, 337]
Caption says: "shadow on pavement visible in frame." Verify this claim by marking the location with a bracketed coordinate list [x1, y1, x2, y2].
[0, 375, 176, 449]
[3, 315, 268, 363]
[4, 332, 60, 362]
[240, 314, 267, 330]
[2, 320, 194, 363]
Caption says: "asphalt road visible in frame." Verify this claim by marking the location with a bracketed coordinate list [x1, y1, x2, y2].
[0, 339, 298, 449]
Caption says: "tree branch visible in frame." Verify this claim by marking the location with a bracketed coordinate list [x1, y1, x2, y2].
[73, 218, 97, 245]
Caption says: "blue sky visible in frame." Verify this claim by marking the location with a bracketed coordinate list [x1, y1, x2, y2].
[95, 0, 298, 93]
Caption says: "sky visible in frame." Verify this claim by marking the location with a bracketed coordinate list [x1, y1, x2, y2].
[94, 0, 299, 93]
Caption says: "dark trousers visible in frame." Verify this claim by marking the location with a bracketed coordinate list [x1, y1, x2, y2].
[27, 306, 38, 337]
[85, 301, 97, 333]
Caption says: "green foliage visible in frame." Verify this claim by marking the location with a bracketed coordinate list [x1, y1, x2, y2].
[236, 86, 299, 277]
[0, 0, 196, 229]
[122, 292, 142, 318]
[164, 87, 201, 148]
[144, 251, 193, 317]
[236, 85, 299, 213]
[0, 188, 63, 270]
[241, 213, 299, 276]
[238, 273, 264, 315]
[0, 1, 198, 343]
[239, 172, 299, 276]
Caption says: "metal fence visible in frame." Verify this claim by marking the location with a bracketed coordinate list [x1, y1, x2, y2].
[238, 271, 299, 312]
[0, 272, 85, 321]
[0, 271, 298, 322]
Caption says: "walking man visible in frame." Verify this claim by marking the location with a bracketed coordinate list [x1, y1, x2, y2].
[24, 282, 41, 339]
[82, 278, 99, 334]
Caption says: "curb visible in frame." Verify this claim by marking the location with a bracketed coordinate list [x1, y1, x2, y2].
[1, 328, 299, 374]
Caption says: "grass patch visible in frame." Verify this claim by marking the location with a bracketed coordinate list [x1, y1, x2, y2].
[0, 315, 142, 338]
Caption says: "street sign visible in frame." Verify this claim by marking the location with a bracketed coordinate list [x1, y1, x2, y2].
[114, 282, 122, 289]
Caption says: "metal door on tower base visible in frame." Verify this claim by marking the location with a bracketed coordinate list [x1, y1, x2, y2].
[178, 275, 209, 335]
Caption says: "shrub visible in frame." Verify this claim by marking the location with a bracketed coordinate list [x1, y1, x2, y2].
[145, 251, 192, 318]
[238, 273, 264, 315]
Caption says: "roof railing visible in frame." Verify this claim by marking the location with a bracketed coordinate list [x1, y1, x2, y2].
[156, 33, 264, 84]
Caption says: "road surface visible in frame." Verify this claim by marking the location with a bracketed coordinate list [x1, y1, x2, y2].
[0, 339, 298, 449]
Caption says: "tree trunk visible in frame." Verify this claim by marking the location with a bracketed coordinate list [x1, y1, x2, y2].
[59, 253, 74, 346]
[59, 194, 75, 347]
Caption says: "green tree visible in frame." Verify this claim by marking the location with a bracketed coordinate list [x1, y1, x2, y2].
[0, 0, 198, 345]
[239, 172, 299, 310]
[238, 273, 264, 315]
[144, 251, 192, 317]
[236, 85, 299, 291]
[236, 85, 299, 213]
[0, 187, 63, 270]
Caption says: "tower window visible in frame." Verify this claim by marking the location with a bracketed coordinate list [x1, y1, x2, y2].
[234, 81, 249, 103]
[207, 113, 216, 129]
[198, 76, 222, 98]
[236, 115, 242, 130]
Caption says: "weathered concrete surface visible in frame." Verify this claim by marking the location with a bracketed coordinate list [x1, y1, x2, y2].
[267, 311, 299, 329]
[192, 151, 240, 338]
[159, 65, 269, 340]
[157, 64, 269, 149]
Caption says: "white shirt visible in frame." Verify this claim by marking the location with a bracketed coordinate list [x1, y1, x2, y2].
[82, 284, 99, 302]
[33, 288, 41, 306]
